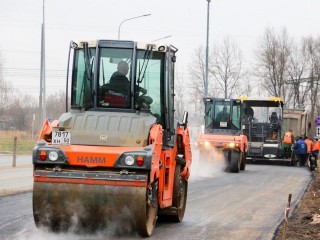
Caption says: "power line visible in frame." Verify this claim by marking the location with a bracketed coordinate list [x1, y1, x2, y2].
[3, 67, 67, 71]
[286, 76, 320, 84]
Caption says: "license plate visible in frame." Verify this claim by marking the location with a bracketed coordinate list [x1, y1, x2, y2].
[220, 122, 227, 127]
[52, 131, 71, 145]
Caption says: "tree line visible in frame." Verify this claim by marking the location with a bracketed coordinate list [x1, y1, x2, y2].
[176, 28, 320, 125]
[0, 71, 65, 135]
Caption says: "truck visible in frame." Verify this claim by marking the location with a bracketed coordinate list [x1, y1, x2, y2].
[283, 108, 311, 166]
[32, 40, 192, 237]
[197, 97, 248, 173]
[283, 108, 309, 138]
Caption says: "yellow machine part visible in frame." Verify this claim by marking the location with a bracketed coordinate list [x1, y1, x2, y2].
[33, 180, 157, 236]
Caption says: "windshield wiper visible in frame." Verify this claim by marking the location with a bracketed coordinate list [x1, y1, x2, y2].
[83, 42, 94, 81]
[82, 42, 94, 109]
[101, 59, 106, 85]
[137, 45, 154, 84]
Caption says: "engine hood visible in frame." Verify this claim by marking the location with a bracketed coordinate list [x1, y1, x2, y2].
[53, 110, 157, 147]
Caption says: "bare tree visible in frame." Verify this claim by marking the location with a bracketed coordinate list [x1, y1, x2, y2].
[188, 46, 210, 124]
[238, 74, 253, 97]
[210, 38, 243, 98]
[46, 90, 66, 121]
[255, 28, 292, 100]
[188, 41, 243, 123]
[303, 36, 320, 118]
[285, 41, 309, 108]
[0, 53, 12, 115]
[189, 46, 206, 98]
[5, 92, 37, 131]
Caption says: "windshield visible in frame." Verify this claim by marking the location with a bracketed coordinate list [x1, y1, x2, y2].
[204, 100, 241, 130]
[70, 43, 165, 124]
[135, 50, 164, 122]
[242, 101, 283, 124]
[252, 107, 281, 123]
[98, 48, 133, 108]
[242, 101, 283, 142]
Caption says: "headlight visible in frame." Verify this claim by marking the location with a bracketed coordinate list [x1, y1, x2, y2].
[204, 141, 210, 147]
[48, 151, 59, 161]
[125, 155, 135, 165]
[228, 142, 235, 148]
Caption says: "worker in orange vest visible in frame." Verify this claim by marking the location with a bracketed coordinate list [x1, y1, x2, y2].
[312, 138, 320, 168]
[304, 136, 313, 163]
[283, 129, 294, 159]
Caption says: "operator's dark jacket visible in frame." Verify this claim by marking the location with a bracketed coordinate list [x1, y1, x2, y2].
[107, 71, 130, 95]
[293, 139, 307, 155]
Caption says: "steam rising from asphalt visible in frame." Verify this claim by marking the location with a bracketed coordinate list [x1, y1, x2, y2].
[14, 226, 138, 240]
[15, 216, 139, 240]
[17, 199, 139, 240]
[190, 146, 226, 179]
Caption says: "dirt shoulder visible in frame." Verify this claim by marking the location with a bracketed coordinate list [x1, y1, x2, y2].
[274, 161, 320, 240]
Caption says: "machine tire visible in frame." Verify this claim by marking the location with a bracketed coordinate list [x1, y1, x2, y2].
[158, 163, 188, 222]
[230, 150, 240, 173]
[309, 157, 316, 171]
[137, 181, 159, 237]
[240, 152, 246, 171]
[310, 165, 315, 171]
[171, 163, 188, 222]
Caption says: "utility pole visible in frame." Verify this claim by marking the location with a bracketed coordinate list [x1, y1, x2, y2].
[39, 0, 46, 128]
[205, 0, 211, 97]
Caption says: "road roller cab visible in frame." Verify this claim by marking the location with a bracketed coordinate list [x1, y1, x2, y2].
[32, 40, 192, 237]
[197, 98, 248, 172]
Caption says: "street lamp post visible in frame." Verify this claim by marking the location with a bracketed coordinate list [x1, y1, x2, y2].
[118, 14, 151, 40]
[205, 0, 211, 97]
[39, 0, 46, 128]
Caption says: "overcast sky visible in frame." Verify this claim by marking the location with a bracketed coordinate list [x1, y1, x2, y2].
[1, 0, 320, 97]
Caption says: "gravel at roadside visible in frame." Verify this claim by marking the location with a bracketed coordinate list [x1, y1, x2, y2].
[274, 160, 320, 240]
